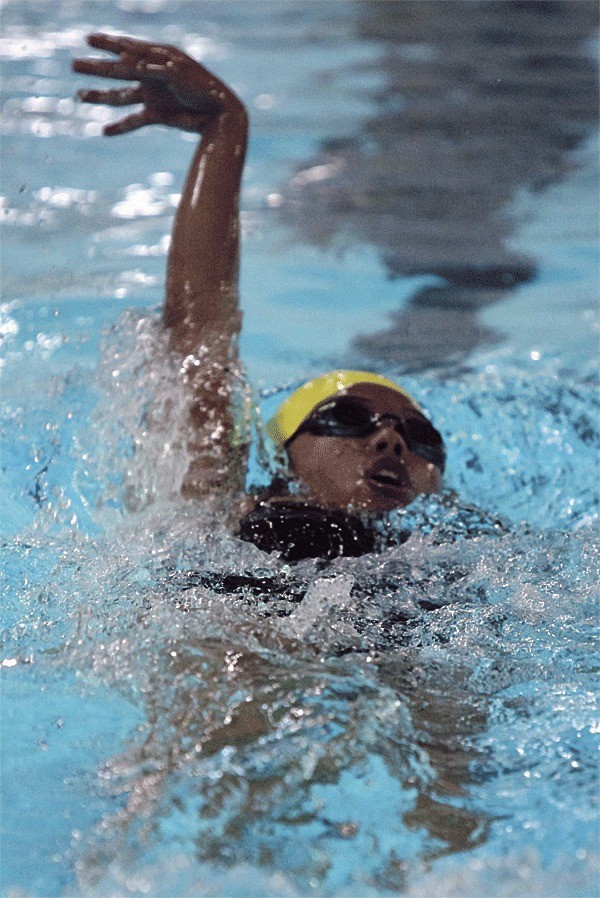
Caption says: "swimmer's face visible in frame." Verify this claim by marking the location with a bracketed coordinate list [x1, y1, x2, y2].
[286, 383, 444, 512]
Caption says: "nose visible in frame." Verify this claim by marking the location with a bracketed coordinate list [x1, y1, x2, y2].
[372, 419, 406, 457]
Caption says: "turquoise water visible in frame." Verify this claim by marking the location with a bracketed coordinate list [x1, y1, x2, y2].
[1, 2, 599, 896]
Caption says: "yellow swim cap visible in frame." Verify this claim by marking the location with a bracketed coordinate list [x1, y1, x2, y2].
[266, 370, 420, 447]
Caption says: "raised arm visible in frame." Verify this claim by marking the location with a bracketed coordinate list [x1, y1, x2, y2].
[73, 33, 248, 353]
[73, 34, 249, 502]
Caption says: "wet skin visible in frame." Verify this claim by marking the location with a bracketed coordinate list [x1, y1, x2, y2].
[73, 35, 444, 512]
[286, 382, 442, 512]
[73, 33, 248, 501]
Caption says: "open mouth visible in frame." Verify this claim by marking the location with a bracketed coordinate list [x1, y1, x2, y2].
[365, 459, 411, 496]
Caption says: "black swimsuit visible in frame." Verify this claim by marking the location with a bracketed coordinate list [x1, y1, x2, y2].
[237, 499, 407, 562]
[166, 497, 507, 653]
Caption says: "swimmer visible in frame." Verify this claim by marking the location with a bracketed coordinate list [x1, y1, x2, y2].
[73, 34, 445, 560]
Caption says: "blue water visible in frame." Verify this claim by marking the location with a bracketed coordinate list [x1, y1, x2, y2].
[1, 2, 599, 896]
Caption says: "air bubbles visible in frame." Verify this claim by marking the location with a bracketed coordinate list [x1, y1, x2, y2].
[83, 122, 103, 139]
[22, 96, 55, 114]
[254, 93, 276, 111]
[112, 186, 168, 220]
[30, 119, 55, 139]
[149, 171, 174, 188]
[36, 186, 98, 209]
[0, 309, 19, 338]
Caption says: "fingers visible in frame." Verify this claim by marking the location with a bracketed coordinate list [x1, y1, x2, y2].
[73, 32, 179, 81]
[86, 32, 169, 56]
[78, 86, 144, 107]
[103, 110, 151, 137]
[86, 32, 139, 53]
[72, 56, 140, 81]
[71, 31, 234, 133]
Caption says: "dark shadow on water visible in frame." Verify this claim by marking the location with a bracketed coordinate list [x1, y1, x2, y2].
[282, 0, 599, 370]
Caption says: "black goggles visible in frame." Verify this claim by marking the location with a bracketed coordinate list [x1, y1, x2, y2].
[293, 395, 446, 470]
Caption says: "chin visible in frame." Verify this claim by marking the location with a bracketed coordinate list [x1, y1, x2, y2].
[325, 487, 417, 514]
[304, 478, 436, 514]
[358, 494, 416, 513]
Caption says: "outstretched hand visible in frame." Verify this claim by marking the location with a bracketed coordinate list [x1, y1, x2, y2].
[72, 33, 243, 135]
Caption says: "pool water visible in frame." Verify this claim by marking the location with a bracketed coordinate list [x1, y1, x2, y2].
[1, 2, 599, 896]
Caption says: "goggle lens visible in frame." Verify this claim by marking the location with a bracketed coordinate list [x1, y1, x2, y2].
[296, 396, 445, 470]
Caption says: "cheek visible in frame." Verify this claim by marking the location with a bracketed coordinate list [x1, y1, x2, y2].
[288, 439, 364, 489]
[307, 442, 357, 481]
[308, 438, 341, 463]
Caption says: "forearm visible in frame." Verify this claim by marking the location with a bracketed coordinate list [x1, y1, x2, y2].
[165, 102, 248, 355]
[167, 103, 249, 500]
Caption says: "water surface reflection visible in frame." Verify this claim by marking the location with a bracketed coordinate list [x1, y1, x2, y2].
[283, 0, 599, 369]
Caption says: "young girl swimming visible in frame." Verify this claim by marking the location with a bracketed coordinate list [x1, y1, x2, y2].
[73, 33, 446, 560]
